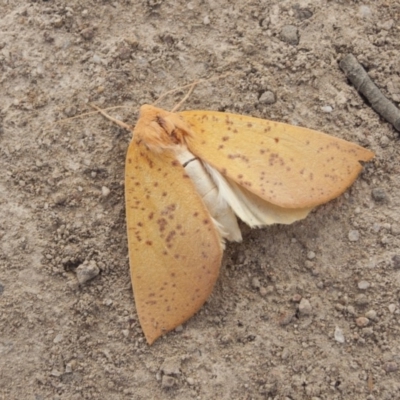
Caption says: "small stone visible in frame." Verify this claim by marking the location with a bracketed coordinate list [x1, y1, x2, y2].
[307, 251, 316, 260]
[365, 310, 377, 321]
[321, 105, 333, 113]
[359, 5, 372, 18]
[63, 106, 77, 117]
[52, 18, 64, 28]
[358, 280, 370, 290]
[298, 298, 312, 316]
[53, 334, 63, 344]
[388, 304, 396, 313]
[175, 325, 183, 332]
[203, 15, 210, 25]
[380, 136, 390, 148]
[50, 369, 62, 377]
[251, 277, 261, 289]
[372, 223, 381, 233]
[220, 334, 233, 344]
[102, 186, 111, 197]
[280, 25, 299, 45]
[371, 188, 387, 202]
[80, 27, 95, 40]
[334, 326, 345, 343]
[391, 224, 400, 235]
[0, 282, 4, 295]
[355, 317, 369, 327]
[76, 260, 100, 284]
[348, 230, 360, 242]
[259, 91, 276, 104]
[186, 377, 195, 385]
[92, 54, 102, 64]
[335, 303, 344, 312]
[161, 357, 181, 376]
[383, 362, 398, 373]
[293, 5, 313, 20]
[161, 375, 176, 389]
[122, 329, 129, 338]
[292, 294, 302, 303]
[278, 310, 295, 326]
[392, 255, 400, 269]
[355, 294, 369, 307]
[346, 305, 356, 315]
[259, 286, 267, 296]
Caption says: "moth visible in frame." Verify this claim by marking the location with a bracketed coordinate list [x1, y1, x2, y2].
[123, 104, 374, 344]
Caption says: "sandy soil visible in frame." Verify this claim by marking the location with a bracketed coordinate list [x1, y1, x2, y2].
[1, 1, 400, 399]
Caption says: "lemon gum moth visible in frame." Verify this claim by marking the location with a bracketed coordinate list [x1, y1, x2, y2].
[98, 98, 374, 344]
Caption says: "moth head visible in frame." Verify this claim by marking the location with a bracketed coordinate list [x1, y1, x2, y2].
[134, 105, 193, 152]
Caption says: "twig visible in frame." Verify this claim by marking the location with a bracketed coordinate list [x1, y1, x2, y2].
[340, 53, 400, 132]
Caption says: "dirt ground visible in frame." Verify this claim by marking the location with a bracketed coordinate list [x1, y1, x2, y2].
[1, 0, 400, 399]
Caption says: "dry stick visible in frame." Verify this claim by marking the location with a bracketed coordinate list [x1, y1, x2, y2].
[340, 53, 400, 132]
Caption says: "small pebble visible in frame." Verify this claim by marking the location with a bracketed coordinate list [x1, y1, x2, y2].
[0, 282, 4, 295]
[346, 305, 356, 315]
[76, 260, 100, 284]
[392, 255, 400, 269]
[280, 25, 299, 45]
[259, 286, 267, 296]
[175, 325, 183, 333]
[334, 326, 345, 343]
[92, 54, 102, 64]
[355, 317, 369, 327]
[102, 186, 111, 197]
[355, 294, 369, 307]
[203, 15, 210, 25]
[371, 188, 387, 202]
[161, 357, 181, 376]
[278, 310, 295, 326]
[259, 91, 276, 104]
[348, 230, 360, 242]
[292, 294, 302, 303]
[359, 5, 372, 18]
[80, 27, 95, 40]
[251, 277, 261, 289]
[391, 224, 400, 235]
[298, 298, 312, 316]
[186, 377, 195, 385]
[63, 106, 77, 117]
[122, 330, 129, 338]
[53, 334, 63, 344]
[383, 362, 398, 373]
[321, 105, 333, 113]
[161, 375, 176, 389]
[307, 251, 316, 260]
[388, 304, 396, 313]
[365, 310, 377, 321]
[358, 280, 370, 290]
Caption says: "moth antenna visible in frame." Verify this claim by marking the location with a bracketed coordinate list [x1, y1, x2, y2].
[171, 81, 199, 112]
[153, 71, 241, 110]
[89, 103, 133, 131]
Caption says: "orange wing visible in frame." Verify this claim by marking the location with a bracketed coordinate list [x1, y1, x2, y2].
[125, 140, 222, 344]
[179, 110, 374, 209]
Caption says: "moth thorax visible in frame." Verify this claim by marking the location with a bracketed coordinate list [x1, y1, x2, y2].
[174, 148, 242, 243]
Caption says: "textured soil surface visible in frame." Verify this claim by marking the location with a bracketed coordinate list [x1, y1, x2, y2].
[1, 1, 400, 399]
